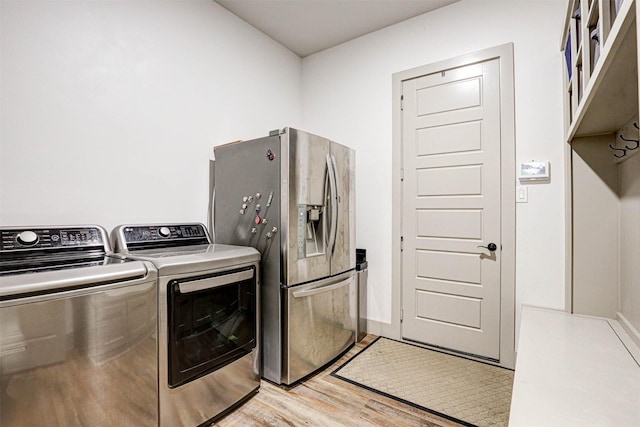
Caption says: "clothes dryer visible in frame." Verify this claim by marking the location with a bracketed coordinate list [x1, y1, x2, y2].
[111, 223, 260, 427]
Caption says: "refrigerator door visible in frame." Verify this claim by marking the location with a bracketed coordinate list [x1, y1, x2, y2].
[285, 129, 332, 286]
[283, 271, 356, 384]
[329, 141, 356, 275]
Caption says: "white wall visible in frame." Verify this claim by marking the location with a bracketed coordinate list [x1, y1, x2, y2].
[1, 0, 569, 345]
[301, 0, 567, 342]
[0, 0, 301, 232]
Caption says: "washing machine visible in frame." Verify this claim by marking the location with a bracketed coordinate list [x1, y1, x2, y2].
[111, 222, 260, 427]
[0, 225, 159, 426]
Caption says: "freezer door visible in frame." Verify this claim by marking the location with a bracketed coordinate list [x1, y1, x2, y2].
[329, 141, 356, 275]
[283, 272, 356, 384]
[285, 129, 332, 286]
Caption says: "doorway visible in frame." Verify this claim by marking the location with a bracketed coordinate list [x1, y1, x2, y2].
[392, 44, 516, 369]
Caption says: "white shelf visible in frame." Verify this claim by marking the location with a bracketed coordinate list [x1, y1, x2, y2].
[510, 306, 640, 427]
[565, 0, 638, 139]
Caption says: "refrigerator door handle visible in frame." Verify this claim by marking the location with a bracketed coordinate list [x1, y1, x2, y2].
[330, 154, 340, 253]
[291, 277, 351, 298]
[326, 154, 338, 256]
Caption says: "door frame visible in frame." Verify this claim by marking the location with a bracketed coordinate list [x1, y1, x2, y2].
[391, 43, 516, 369]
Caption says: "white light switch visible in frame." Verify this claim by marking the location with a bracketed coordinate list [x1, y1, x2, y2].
[516, 185, 528, 203]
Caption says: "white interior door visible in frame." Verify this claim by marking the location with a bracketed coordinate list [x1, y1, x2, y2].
[401, 59, 502, 360]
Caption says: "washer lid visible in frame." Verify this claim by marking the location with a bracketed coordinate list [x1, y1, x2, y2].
[121, 244, 260, 276]
[0, 259, 156, 300]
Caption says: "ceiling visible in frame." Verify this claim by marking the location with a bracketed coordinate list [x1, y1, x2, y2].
[214, 0, 460, 57]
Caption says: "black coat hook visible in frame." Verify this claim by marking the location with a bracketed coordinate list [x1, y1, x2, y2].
[609, 144, 627, 158]
[620, 134, 640, 150]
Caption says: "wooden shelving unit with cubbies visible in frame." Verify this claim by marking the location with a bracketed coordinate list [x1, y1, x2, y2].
[561, 0, 640, 342]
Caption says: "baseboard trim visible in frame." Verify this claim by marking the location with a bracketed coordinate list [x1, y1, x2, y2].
[616, 312, 640, 363]
[365, 318, 400, 341]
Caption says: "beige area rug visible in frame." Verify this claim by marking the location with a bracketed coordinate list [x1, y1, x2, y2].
[332, 338, 514, 427]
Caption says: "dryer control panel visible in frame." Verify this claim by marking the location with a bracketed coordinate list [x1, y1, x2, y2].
[114, 223, 211, 251]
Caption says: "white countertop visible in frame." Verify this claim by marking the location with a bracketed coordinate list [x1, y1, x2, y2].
[509, 306, 640, 426]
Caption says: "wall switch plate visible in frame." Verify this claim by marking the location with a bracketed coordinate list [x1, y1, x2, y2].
[516, 185, 528, 203]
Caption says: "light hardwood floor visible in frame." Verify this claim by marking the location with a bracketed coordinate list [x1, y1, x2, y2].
[214, 335, 463, 427]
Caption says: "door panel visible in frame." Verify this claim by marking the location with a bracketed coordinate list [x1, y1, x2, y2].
[417, 165, 483, 196]
[417, 121, 482, 156]
[402, 58, 501, 360]
[417, 209, 483, 239]
[329, 141, 356, 276]
[415, 291, 482, 329]
[416, 77, 481, 116]
[416, 250, 481, 284]
[286, 129, 331, 285]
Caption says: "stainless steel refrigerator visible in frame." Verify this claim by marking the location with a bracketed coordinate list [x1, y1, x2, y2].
[210, 127, 356, 385]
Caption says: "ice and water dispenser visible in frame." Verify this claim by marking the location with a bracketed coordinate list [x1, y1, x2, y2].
[297, 204, 325, 258]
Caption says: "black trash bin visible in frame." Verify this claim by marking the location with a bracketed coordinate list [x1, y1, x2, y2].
[356, 249, 368, 342]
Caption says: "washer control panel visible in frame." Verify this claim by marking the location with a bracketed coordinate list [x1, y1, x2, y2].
[1, 227, 105, 251]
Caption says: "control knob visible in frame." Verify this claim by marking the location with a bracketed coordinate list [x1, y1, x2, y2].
[17, 230, 38, 246]
[158, 227, 171, 238]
